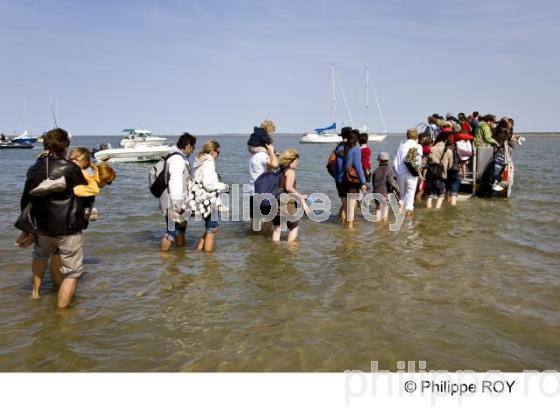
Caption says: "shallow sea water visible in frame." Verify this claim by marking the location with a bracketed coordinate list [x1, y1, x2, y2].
[0, 134, 559, 371]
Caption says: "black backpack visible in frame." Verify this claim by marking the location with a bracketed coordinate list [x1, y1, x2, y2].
[148, 152, 183, 198]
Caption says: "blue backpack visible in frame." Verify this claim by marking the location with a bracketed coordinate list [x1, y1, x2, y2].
[254, 170, 282, 207]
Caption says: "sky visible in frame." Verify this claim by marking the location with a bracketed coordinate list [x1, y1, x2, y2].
[1, 0, 559, 134]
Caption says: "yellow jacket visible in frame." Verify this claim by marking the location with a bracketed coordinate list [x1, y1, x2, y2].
[74, 164, 100, 197]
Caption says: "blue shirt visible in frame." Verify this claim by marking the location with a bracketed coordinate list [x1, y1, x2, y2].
[334, 144, 345, 184]
[337, 145, 366, 185]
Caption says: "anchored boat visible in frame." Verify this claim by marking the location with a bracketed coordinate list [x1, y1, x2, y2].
[11, 130, 37, 145]
[94, 129, 172, 163]
[0, 141, 34, 149]
[12, 100, 37, 144]
[301, 64, 387, 143]
[415, 122, 521, 199]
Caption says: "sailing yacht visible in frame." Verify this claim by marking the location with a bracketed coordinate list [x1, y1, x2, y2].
[300, 64, 387, 143]
[301, 64, 344, 144]
[12, 99, 37, 144]
[361, 65, 387, 142]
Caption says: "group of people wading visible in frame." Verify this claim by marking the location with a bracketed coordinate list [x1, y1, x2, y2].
[16, 113, 520, 308]
[326, 111, 520, 225]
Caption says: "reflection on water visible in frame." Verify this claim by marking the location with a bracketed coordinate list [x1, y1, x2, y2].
[0, 135, 559, 371]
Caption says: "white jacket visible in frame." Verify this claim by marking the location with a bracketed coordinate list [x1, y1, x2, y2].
[393, 139, 422, 177]
[159, 147, 190, 216]
[191, 154, 227, 192]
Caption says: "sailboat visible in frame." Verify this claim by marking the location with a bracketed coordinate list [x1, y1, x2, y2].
[300, 64, 387, 143]
[361, 65, 387, 142]
[11, 99, 37, 144]
[300, 64, 347, 143]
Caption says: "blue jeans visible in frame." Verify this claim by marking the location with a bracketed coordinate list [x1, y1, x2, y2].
[446, 169, 461, 196]
[164, 216, 187, 242]
[205, 215, 219, 233]
[494, 153, 506, 182]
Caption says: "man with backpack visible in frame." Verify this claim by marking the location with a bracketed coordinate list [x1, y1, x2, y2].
[326, 126, 353, 223]
[159, 133, 196, 252]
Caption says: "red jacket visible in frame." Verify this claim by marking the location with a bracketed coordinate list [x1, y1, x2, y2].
[460, 121, 472, 134]
[451, 133, 474, 143]
[360, 145, 371, 171]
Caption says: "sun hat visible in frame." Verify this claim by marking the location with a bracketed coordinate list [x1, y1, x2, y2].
[378, 152, 390, 161]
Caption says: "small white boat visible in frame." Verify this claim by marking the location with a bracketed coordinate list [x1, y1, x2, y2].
[301, 131, 386, 143]
[366, 133, 387, 142]
[300, 132, 342, 144]
[119, 129, 166, 148]
[301, 64, 387, 143]
[94, 129, 172, 163]
[0, 140, 34, 149]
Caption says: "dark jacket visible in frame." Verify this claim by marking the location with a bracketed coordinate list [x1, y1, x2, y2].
[372, 163, 398, 196]
[20, 154, 88, 236]
[493, 125, 512, 147]
[247, 127, 272, 148]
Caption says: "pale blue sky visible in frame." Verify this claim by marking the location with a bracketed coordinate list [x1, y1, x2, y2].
[1, 0, 559, 134]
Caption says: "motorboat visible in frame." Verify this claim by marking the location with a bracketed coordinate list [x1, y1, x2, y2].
[0, 140, 34, 149]
[119, 129, 166, 148]
[93, 129, 172, 162]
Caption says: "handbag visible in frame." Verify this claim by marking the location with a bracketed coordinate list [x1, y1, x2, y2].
[345, 166, 360, 184]
[404, 144, 420, 177]
[184, 179, 220, 218]
[426, 148, 448, 180]
[15, 203, 36, 233]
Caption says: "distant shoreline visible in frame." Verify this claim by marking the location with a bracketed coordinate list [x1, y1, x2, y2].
[62, 132, 560, 138]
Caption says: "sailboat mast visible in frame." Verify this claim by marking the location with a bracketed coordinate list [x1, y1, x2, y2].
[331, 63, 336, 128]
[365, 65, 369, 132]
[23, 98, 28, 132]
[368, 70, 388, 134]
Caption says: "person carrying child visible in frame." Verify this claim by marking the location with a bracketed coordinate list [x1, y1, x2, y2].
[18, 128, 88, 307]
